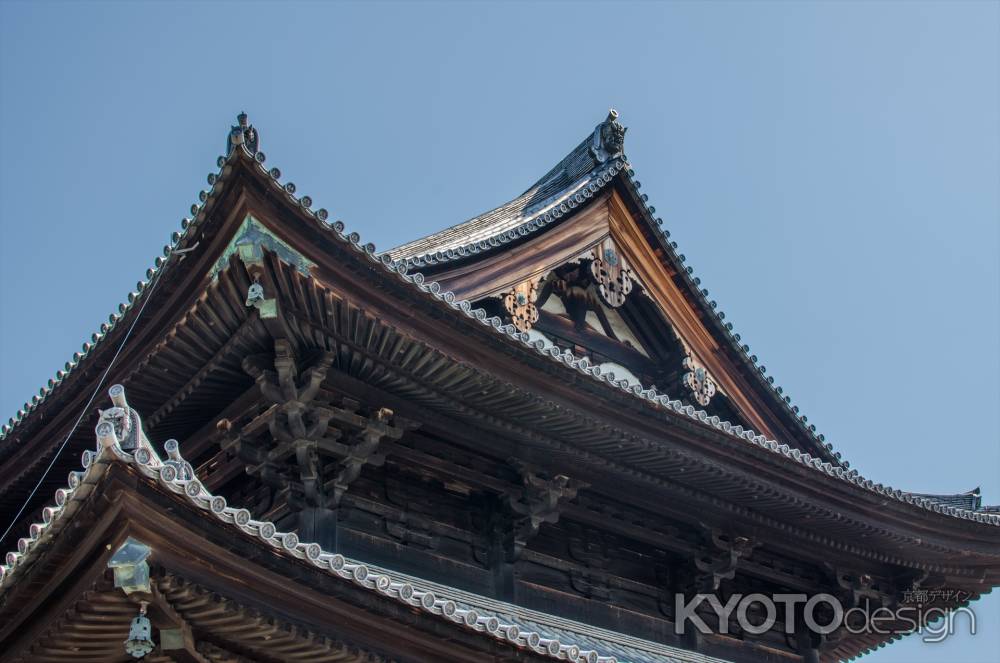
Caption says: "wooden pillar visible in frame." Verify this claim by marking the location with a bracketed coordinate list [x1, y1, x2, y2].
[298, 506, 340, 552]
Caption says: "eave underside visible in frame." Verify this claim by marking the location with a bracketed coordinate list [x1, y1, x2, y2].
[3, 235, 997, 586]
[1, 144, 997, 663]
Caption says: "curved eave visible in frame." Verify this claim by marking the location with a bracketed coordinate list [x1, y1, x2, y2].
[392, 160, 842, 467]
[0, 438, 657, 663]
[3, 408, 992, 663]
[613, 169, 844, 467]
[388, 159, 626, 263]
[2, 140, 997, 540]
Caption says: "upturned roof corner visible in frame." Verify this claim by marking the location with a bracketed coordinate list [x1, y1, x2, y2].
[1, 110, 998, 663]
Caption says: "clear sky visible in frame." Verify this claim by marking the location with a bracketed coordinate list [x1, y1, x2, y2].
[1, 2, 997, 660]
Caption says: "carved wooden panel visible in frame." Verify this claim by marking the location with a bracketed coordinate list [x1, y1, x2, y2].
[682, 353, 718, 407]
[606, 191, 780, 439]
[502, 278, 540, 332]
[590, 237, 634, 308]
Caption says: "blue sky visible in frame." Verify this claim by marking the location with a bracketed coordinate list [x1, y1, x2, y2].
[1, 2, 997, 660]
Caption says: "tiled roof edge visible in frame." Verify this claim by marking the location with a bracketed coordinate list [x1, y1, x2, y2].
[0, 403, 622, 663]
[615, 168, 843, 467]
[2, 139, 997, 530]
[390, 158, 625, 266]
[0, 152, 244, 445]
[389, 154, 844, 470]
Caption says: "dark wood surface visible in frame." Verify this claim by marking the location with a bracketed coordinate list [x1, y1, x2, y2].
[3, 149, 997, 663]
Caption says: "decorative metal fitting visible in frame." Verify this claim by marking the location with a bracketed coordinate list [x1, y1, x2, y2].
[124, 601, 154, 658]
[682, 354, 717, 407]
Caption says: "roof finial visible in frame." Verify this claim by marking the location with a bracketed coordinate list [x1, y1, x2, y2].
[227, 111, 259, 156]
[590, 108, 626, 163]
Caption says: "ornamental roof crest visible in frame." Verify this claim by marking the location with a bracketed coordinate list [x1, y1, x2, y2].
[227, 111, 260, 156]
[590, 109, 627, 163]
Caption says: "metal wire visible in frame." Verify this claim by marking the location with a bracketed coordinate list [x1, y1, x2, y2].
[0, 264, 166, 547]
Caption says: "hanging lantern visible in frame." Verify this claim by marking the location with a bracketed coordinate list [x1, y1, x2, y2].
[108, 537, 152, 594]
[124, 601, 154, 658]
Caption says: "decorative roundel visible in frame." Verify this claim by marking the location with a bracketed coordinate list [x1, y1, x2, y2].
[398, 583, 413, 600]
[134, 447, 151, 465]
[43, 506, 58, 523]
[564, 645, 580, 659]
[94, 422, 114, 441]
[164, 439, 179, 454]
[210, 496, 227, 514]
[300, 196, 312, 208]
[305, 543, 322, 561]
[420, 592, 436, 609]
[81, 449, 94, 468]
[18, 538, 29, 555]
[269, 168, 281, 179]
[316, 208, 328, 221]
[545, 640, 561, 656]
[463, 610, 478, 627]
[526, 632, 540, 648]
[68, 471, 82, 489]
[6, 552, 18, 566]
[484, 617, 501, 633]
[30, 523, 43, 539]
[160, 464, 177, 482]
[348, 231, 361, 244]
[333, 221, 345, 233]
[217, 156, 226, 168]
[583, 650, 599, 663]
[329, 554, 346, 571]
[234, 509, 251, 526]
[284, 182, 296, 194]
[440, 600, 456, 617]
[352, 565, 368, 582]
[505, 625, 519, 641]
[282, 532, 299, 550]
[375, 574, 391, 591]
[55, 488, 68, 507]
[255, 151, 266, 163]
[184, 480, 202, 497]
[258, 522, 276, 539]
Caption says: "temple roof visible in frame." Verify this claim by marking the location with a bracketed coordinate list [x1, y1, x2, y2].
[388, 112, 624, 261]
[908, 489, 982, 512]
[0, 390, 728, 663]
[1, 113, 998, 536]
[385, 110, 853, 468]
[1, 117, 999, 663]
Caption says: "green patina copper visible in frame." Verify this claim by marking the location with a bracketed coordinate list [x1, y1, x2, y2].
[212, 215, 315, 279]
[108, 537, 151, 594]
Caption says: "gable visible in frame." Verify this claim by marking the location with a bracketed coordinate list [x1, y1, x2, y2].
[415, 187, 817, 448]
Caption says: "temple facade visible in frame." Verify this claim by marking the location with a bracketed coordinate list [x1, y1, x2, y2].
[1, 112, 997, 663]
